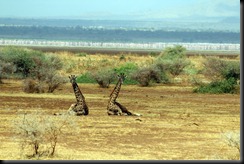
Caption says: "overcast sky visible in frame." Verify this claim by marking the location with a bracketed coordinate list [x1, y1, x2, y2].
[0, 0, 240, 20]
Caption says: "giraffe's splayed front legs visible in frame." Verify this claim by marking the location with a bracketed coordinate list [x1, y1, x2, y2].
[53, 103, 77, 116]
[107, 101, 141, 116]
[54, 103, 89, 116]
[107, 104, 122, 115]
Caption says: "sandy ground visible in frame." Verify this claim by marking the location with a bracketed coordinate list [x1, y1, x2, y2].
[0, 79, 240, 160]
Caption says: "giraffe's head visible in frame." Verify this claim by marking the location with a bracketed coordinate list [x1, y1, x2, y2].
[69, 75, 77, 84]
[117, 73, 126, 83]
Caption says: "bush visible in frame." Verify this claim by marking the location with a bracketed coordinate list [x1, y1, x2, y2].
[202, 57, 240, 81]
[0, 60, 17, 82]
[156, 45, 191, 81]
[76, 72, 96, 83]
[45, 73, 66, 93]
[30, 54, 65, 93]
[91, 68, 116, 88]
[221, 61, 240, 82]
[155, 59, 191, 78]
[158, 45, 187, 60]
[193, 78, 238, 94]
[131, 66, 162, 87]
[114, 62, 139, 84]
[13, 111, 76, 158]
[202, 57, 229, 81]
[77, 52, 87, 57]
[23, 78, 45, 93]
[0, 46, 44, 78]
[195, 57, 240, 94]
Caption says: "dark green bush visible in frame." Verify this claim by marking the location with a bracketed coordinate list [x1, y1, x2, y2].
[76, 72, 96, 83]
[221, 61, 240, 82]
[0, 47, 65, 93]
[193, 78, 238, 94]
[114, 62, 138, 84]
[0, 46, 45, 78]
[77, 52, 87, 57]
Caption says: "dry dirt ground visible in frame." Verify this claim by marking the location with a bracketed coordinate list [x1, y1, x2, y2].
[0, 79, 240, 160]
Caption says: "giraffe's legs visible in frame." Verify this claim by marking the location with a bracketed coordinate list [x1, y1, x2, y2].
[107, 101, 141, 116]
[107, 103, 122, 115]
[67, 103, 89, 116]
[114, 101, 133, 115]
[106, 104, 141, 116]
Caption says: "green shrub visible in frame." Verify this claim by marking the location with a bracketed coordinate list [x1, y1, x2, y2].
[155, 59, 191, 78]
[114, 62, 139, 84]
[195, 57, 240, 94]
[0, 46, 45, 78]
[77, 52, 87, 57]
[155, 45, 191, 81]
[119, 54, 126, 61]
[193, 78, 238, 94]
[76, 72, 96, 83]
[202, 57, 240, 81]
[221, 61, 240, 82]
[158, 45, 187, 60]
[148, 52, 159, 57]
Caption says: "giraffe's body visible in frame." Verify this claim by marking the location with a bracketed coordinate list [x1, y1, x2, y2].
[54, 75, 89, 116]
[107, 73, 141, 116]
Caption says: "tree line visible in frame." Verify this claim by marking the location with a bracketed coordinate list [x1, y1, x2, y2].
[0, 26, 240, 43]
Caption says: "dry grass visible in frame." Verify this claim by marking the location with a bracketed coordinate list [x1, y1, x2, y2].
[0, 52, 240, 160]
[0, 79, 240, 160]
[52, 51, 154, 76]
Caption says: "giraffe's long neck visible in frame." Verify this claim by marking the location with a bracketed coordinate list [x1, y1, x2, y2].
[109, 79, 122, 103]
[72, 82, 85, 104]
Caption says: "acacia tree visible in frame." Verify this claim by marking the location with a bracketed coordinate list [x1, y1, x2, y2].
[31, 54, 66, 93]
[156, 45, 191, 80]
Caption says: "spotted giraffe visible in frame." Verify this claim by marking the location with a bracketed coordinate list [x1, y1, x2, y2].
[54, 75, 89, 116]
[107, 73, 141, 116]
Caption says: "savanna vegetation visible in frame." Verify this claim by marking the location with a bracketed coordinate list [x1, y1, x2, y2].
[0, 45, 240, 93]
[0, 45, 240, 160]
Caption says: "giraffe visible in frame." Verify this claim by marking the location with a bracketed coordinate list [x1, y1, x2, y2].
[54, 75, 89, 116]
[107, 73, 141, 116]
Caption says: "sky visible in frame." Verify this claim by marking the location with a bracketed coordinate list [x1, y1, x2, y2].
[0, 0, 240, 20]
